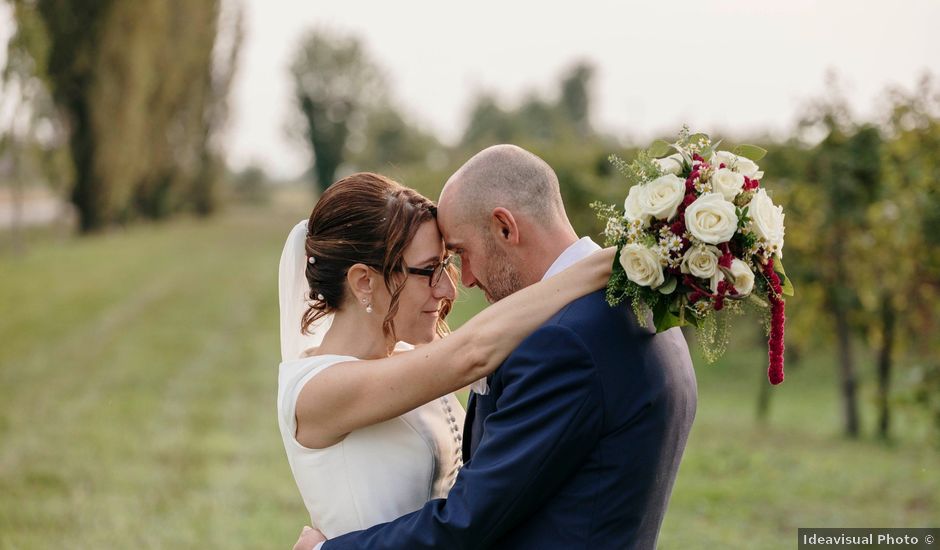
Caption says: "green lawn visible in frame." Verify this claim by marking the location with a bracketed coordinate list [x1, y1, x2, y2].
[1, 201, 936, 549]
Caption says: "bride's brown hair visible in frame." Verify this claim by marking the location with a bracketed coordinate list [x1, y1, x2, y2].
[302, 172, 454, 342]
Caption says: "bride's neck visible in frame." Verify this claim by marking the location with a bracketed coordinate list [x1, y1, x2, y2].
[316, 308, 393, 360]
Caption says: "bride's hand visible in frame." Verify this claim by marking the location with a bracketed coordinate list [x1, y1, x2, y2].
[293, 526, 326, 550]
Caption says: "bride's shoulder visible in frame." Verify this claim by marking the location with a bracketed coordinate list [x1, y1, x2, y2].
[281, 353, 356, 367]
[279, 353, 357, 381]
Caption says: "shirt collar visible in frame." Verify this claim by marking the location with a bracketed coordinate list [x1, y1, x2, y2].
[541, 237, 602, 281]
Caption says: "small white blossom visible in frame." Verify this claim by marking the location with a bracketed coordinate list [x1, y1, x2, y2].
[604, 217, 625, 241]
[656, 226, 684, 268]
[687, 137, 711, 155]
[744, 242, 762, 260]
[693, 300, 712, 316]
[625, 218, 645, 243]
[694, 178, 713, 194]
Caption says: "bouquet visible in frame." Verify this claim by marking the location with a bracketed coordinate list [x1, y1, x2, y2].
[593, 128, 794, 384]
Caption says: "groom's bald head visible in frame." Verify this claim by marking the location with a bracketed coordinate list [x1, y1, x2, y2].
[438, 144, 568, 230]
[436, 144, 578, 301]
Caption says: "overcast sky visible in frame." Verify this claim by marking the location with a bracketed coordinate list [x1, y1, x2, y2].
[15, 1, 940, 179]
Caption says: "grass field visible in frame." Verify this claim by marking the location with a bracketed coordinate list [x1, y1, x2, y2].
[1, 199, 936, 549]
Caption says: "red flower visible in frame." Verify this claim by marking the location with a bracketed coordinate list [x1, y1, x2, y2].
[717, 243, 733, 268]
[763, 259, 786, 385]
[713, 279, 736, 311]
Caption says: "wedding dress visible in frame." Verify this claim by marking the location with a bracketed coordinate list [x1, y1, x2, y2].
[277, 221, 465, 537]
[277, 355, 464, 537]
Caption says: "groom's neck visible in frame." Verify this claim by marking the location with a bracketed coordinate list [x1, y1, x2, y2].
[521, 228, 579, 285]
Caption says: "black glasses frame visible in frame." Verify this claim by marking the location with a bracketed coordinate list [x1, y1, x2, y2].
[406, 255, 455, 287]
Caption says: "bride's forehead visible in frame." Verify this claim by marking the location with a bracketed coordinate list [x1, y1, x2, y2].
[403, 221, 445, 259]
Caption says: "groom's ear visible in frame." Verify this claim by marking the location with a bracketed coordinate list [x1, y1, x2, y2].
[491, 207, 520, 246]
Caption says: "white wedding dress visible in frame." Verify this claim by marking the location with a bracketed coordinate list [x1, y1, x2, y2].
[277, 354, 466, 538]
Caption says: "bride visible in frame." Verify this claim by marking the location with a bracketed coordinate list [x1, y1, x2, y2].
[277, 172, 612, 538]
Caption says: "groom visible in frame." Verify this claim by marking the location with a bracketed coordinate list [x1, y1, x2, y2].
[296, 144, 697, 549]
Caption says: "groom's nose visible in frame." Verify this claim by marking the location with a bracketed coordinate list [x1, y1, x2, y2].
[460, 262, 477, 288]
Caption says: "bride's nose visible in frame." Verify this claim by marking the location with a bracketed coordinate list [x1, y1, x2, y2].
[431, 271, 456, 301]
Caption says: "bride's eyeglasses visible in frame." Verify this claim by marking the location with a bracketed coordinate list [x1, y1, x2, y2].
[406, 255, 456, 287]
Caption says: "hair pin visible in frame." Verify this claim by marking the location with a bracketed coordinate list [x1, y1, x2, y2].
[317, 293, 325, 301]
[308, 256, 316, 265]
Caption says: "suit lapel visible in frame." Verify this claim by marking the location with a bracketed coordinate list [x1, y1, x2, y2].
[462, 392, 476, 462]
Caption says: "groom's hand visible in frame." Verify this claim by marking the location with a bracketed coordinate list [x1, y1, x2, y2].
[292, 526, 326, 550]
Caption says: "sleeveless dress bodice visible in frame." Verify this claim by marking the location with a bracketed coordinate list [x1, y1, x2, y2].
[277, 354, 465, 537]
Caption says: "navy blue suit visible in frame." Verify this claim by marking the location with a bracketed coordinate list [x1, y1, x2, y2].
[324, 290, 697, 549]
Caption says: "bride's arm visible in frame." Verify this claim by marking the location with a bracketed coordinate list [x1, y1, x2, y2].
[295, 247, 615, 448]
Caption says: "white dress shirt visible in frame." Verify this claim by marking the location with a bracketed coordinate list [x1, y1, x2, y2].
[541, 236, 602, 281]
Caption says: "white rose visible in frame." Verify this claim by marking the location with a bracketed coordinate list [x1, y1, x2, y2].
[639, 174, 685, 221]
[619, 243, 665, 288]
[711, 168, 746, 201]
[654, 153, 684, 175]
[684, 192, 739, 245]
[681, 245, 721, 279]
[711, 258, 755, 296]
[747, 188, 785, 255]
[713, 150, 764, 180]
[623, 184, 648, 224]
[734, 157, 764, 180]
[712, 150, 737, 169]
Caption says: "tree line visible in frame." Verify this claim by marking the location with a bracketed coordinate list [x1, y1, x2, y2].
[289, 30, 940, 443]
[2, 17, 937, 442]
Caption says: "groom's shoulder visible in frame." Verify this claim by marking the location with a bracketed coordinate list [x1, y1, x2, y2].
[499, 290, 641, 366]
[500, 291, 610, 359]
[534, 289, 653, 356]
[546, 289, 632, 330]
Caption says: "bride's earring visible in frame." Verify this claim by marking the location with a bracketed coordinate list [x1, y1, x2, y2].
[361, 297, 373, 314]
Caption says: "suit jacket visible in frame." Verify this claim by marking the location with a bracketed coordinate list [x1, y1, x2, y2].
[325, 290, 697, 549]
